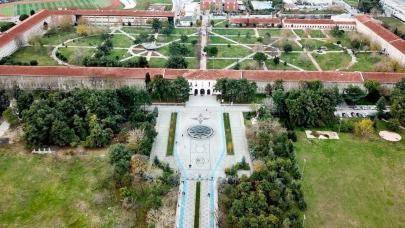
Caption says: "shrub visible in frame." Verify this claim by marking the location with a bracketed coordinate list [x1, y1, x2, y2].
[386, 119, 400, 132]
[287, 130, 297, 142]
[354, 119, 374, 138]
[2, 107, 18, 127]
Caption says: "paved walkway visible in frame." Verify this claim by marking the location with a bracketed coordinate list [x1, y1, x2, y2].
[152, 96, 252, 228]
[200, 12, 209, 70]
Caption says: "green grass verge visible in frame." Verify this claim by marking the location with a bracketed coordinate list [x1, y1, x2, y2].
[6, 46, 58, 66]
[207, 59, 236, 69]
[166, 112, 177, 156]
[348, 52, 386, 72]
[0, 147, 123, 227]
[208, 44, 251, 58]
[295, 126, 405, 227]
[223, 113, 234, 155]
[313, 52, 351, 71]
[281, 52, 317, 71]
[194, 181, 201, 228]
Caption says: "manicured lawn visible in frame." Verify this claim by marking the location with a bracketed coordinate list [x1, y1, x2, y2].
[171, 28, 197, 35]
[156, 35, 182, 43]
[209, 36, 234, 44]
[0, 0, 111, 16]
[0, 147, 123, 227]
[295, 128, 405, 227]
[310, 30, 325, 38]
[209, 45, 251, 58]
[157, 44, 196, 57]
[108, 49, 129, 60]
[71, 35, 103, 46]
[166, 112, 177, 156]
[149, 58, 167, 68]
[212, 28, 254, 36]
[258, 29, 290, 37]
[194, 182, 201, 228]
[223, 113, 234, 155]
[186, 58, 198, 69]
[207, 59, 236, 69]
[349, 52, 385, 72]
[225, 35, 259, 44]
[239, 59, 262, 70]
[274, 39, 302, 51]
[121, 27, 154, 34]
[281, 52, 317, 71]
[58, 47, 95, 65]
[301, 39, 326, 50]
[41, 28, 80, 45]
[295, 29, 325, 38]
[313, 52, 351, 71]
[6, 46, 58, 66]
[265, 59, 295, 70]
[111, 34, 133, 48]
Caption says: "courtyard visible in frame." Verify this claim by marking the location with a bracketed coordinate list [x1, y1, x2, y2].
[1, 17, 401, 73]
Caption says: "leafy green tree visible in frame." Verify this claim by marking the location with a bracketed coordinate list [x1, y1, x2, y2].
[172, 76, 190, 102]
[180, 34, 188, 43]
[19, 14, 29, 21]
[376, 96, 386, 117]
[358, 0, 382, 13]
[168, 42, 189, 56]
[391, 94, 405, 125]
[343, 85, 366, 105]
[108, 143, 134, 185]
[215, 78, 257, 103]
[0, 89, 9, 114]
[2, 107, 18, 127]
[283, 43, 293, 53]
[84, 114, 112, 148]
[253, 52, 267, 66]
[364, 80, 381, 102]
[273, 56, 280, 65]
[149, 75, 173, 101]
[166, 56, 188, 69]
[16, 91, 34, 117]
[151, 18, 163, 32]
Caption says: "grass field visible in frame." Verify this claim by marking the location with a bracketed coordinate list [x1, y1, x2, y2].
[281, 52, 317, 71]
[313, 52, 351, 71]
[208, 45, 251, 58]
[207, 59, 236, 69]
[194, 182, 201, 228]
[295, 125, 405, 227]
[6, 46, 58, 66]
[0, 146, 127, 227]
[0, 0, 112, 16]
[223, 113, 234, 155]
[349, 52, 386, 72]
[166, 112, 177, 156]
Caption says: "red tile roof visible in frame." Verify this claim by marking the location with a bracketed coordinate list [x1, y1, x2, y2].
[362, 72, 405, 83]
[284, 19, 336, 25]
[0, 9, 50, 48]
[0, 66, 403, 84]
[390, 39, 405, 54]
[355, 15, 405, 54]
[242, 71, 363, 82]
[230, 17, 282, 25]
[0, 65, 163, 78]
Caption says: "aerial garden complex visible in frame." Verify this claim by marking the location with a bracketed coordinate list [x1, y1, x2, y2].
[0, 0, 404, 227]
